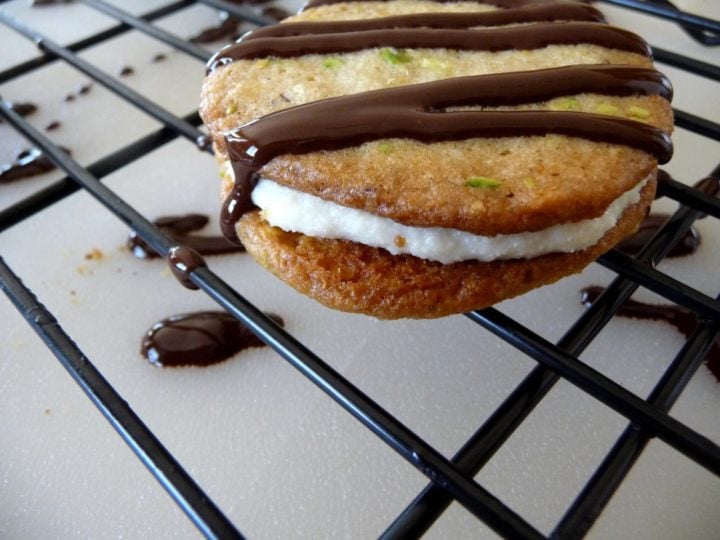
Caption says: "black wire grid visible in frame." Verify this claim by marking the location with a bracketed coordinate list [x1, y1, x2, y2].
[0, 0, 719, 538]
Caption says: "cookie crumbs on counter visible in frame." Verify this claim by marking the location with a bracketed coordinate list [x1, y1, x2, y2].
[84, 248, 104, 261]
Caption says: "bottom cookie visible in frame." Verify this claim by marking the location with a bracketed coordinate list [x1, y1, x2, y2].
[236, 179, 655, 319]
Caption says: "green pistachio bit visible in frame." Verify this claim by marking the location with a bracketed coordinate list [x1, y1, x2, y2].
[323, 57, 344, 69]
[596, 102, 620, 116]
[225, 102, 237, 115]
[552, 97, 578, 111]
[628, 105, 650, 119]
[420, 56, 447, 71]
[380, 47, 412, 65]
[378, 142, 394, 154]
[465, 176, 503, 189]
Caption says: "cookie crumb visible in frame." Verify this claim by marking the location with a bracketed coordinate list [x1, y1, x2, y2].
[84, 248, 104, 261]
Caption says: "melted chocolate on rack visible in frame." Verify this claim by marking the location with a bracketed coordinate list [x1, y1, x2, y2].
[302, 0, 559, 10]
[151, 53, 167, 63]
[141, 310, 284, 367]
[0, 147, 69, 183]
[119, 66, 134, 77]
[580, 286, 720, 383]
[64, 94, 75, 102]
[190, 18, 240, 44]
[78, 83, 92, 95]
[128, 213, 244, 259]
[45, 120, 61, 131]
[220, 65, 673, 241]
[168, 245, 207, 290]
[209, 22, 649, 68]
[250, 4, 605, 40]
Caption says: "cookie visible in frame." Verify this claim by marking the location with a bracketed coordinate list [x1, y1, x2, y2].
[199, 0, 673, 319]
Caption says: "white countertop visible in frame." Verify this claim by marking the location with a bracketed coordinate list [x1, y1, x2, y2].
[0, 1, 718, 538]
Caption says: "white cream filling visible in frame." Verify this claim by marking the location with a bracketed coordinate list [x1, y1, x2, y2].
[250, 175, 650, 264]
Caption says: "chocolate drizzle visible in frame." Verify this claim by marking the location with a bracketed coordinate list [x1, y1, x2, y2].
[128, 214, 244, 259]
[141, 311, 284, 367]
[209, 22, 650, 69]
[581, 286, 720, 383]
[221, 64, 673, 241]
[249, 4, 606, 40]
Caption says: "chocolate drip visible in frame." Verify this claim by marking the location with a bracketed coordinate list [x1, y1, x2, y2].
[209, 22, 650, 68]
[141, 311, 284, 367]
[221, 65, 673, 240]
[168, 246, 207, 290]
[1, 147, 69, 183]
[617, 214, 700, 258]
[128, 213, 244, 259]
[581, 286, 720, 383]
[151, 53, 167, 63]
[249, 4, 605, 40]
[118, 66, 134, 77]
[45, 120, 61, 131]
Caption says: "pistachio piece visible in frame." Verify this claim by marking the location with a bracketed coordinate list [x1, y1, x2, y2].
[379, 47, 412, 65]
[465, 176, 503, 189]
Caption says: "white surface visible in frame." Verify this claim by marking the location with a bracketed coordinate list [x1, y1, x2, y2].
[0, 1, 719, 539]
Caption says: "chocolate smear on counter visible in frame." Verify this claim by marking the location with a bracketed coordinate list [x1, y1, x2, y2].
[151, 53, 167, 63]
[168, 245, 207, 290]
[1, 102, 38, 122]
[128, 213, 244, 259]
[141, 311, 284, 367]
[45, 120, 61, 131]
[190, 18, 240, 44]
[78, 83, 92, 95]
[581, 286, 720, 383]
[64, 93, 76, 102]
[1, 147, 69, 183]
[118, 66, 134, 77]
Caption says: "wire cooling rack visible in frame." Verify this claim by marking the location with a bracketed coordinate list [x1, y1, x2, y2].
[0, 0, 718, 538]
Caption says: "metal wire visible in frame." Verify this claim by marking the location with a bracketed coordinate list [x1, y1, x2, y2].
[0, 256, 245, 540]
[0, 11, 209, 149]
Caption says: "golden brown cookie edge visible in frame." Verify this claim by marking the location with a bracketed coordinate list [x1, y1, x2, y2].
[236, 175, 656, 319]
